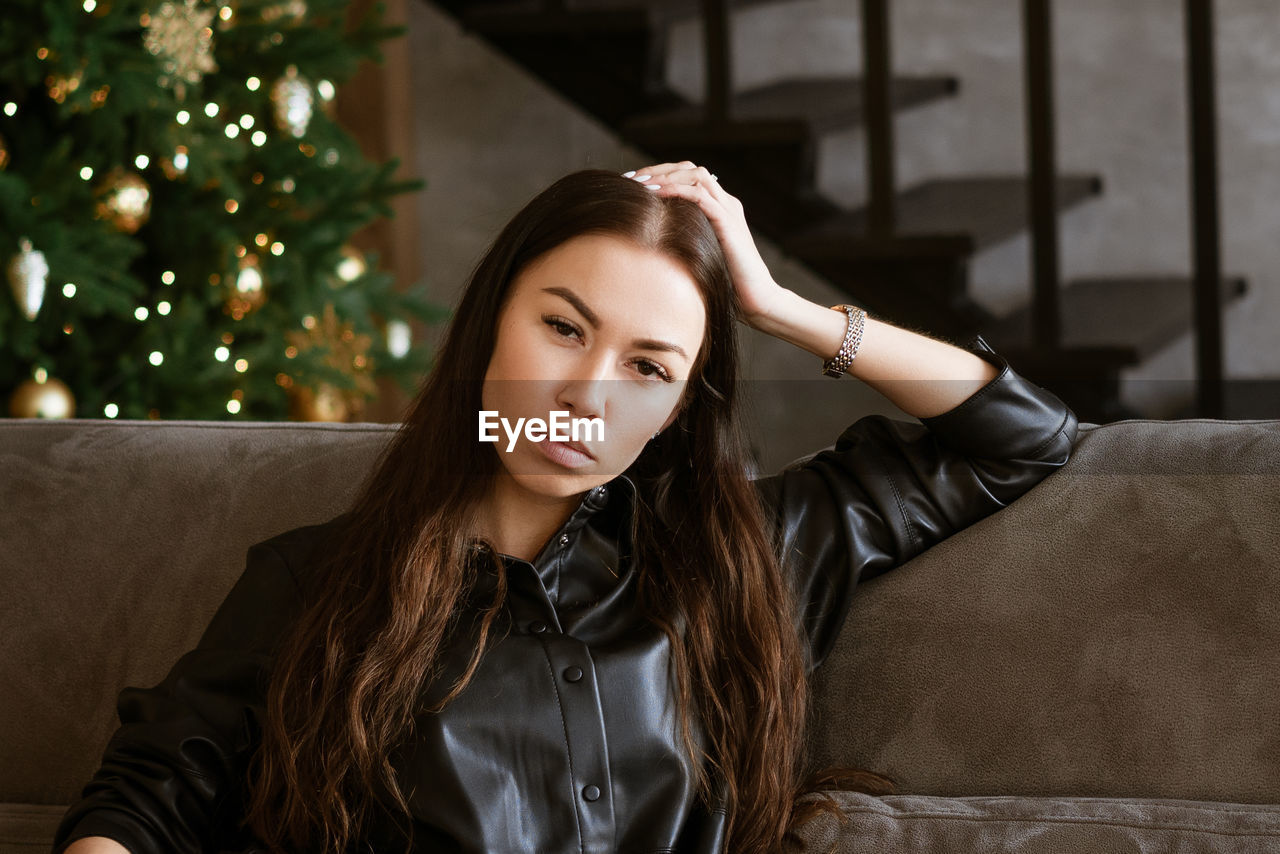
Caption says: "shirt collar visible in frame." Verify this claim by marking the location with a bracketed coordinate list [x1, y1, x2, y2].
[466, 472, 638, 558]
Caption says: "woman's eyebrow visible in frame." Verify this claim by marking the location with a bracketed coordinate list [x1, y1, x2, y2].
[541, 286, 690, 360]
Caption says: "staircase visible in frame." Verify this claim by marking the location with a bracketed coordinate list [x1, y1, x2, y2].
[425, 0, 1258, 424]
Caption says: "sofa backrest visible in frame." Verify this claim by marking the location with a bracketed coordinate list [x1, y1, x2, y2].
[1, 418, 396, 806]
[5, 416, 1279, 810]
[808, 418, 1280, 803]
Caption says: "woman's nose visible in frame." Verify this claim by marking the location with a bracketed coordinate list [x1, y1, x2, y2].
[555, 359, 611, 420]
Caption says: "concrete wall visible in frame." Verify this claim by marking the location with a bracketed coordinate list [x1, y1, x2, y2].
[406, 0, 1279, 465]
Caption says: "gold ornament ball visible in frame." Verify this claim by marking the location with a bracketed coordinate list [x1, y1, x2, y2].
[10, 375, 76, 418]
[224, 254, 267, 319]
[94, 167, 152, 233]
[288, 382, 349, 422]
[333, 245, 366, 287]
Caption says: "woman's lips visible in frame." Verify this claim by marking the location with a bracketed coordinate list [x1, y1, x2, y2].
[537, 439, 595, 469]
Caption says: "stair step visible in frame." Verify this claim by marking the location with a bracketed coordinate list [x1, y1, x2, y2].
[1224, 381, 1280, 418]
[1167, 383, 1280, 419]
[985, 274, 1249, 365]
[455, 0, 801, 28]
[622, 74, 959, 141]
[456, 3, 649, 34]
[570, 0, 795, 18]
[781, 175, 1103, 260]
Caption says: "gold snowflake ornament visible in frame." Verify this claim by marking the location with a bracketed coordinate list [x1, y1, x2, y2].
[285, 303, 378, 403]
[143, 0, 218, 100]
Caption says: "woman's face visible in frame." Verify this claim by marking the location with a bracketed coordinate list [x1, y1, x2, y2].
[481, 232, 708, 501]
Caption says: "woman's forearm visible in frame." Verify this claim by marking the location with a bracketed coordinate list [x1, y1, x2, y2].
[62, 837, 130, 854]
[746, 286, 1000, 419]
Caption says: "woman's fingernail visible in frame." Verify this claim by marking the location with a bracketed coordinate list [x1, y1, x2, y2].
[622, 170, 636, 178]
[644, 184, 661, 190]
[635, 174, 651, 182]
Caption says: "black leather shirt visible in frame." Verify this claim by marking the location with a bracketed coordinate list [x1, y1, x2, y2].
[51, 337, 1079, 854]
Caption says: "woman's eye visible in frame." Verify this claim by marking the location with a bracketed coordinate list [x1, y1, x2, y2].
[544, 316, 581, 339]
[633, 359, 674, 383]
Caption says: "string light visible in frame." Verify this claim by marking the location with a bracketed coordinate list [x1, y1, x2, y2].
[84, 0, 98, 11]
[62, 283, 77, 298]
[135, 154, 150, 169]
[134, 306, 149, 321]
[214, 346, 230, 361]
[270, 241, 284, 256]
[104, 403, 118, 418]
[161, 270, 175, 285]
[234, 358, 248, 372]
[173, 148, 189, 171]
[3, 102, 17, 116]
[79, 166, 94, 180]
[204, 103, 219, 117]
[176, 110, 190, 125]
[239, 114, 254, 129]
[251, 131, 267, 147]
[225, 124, 239, 139]
[226, 399, 241, 414]
[157, 301, 171, 315]
[149, 351, 164, 366]
[246, 76, 261, 91]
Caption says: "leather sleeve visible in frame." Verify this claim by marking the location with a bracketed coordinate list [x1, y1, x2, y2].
[51, 539, 306, 854]
[751, 335, 1079, 674]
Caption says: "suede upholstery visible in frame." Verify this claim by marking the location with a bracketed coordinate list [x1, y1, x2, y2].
[3, 416, 1279, 852]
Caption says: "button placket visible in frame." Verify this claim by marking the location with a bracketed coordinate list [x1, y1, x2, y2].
[539, 633, 615, 849]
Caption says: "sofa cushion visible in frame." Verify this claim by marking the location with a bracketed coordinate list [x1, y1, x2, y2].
[785, 791, 1280, 853]
[807, 418, 1280, 802]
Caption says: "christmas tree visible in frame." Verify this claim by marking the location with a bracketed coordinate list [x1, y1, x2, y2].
[0, 0, 446, 421]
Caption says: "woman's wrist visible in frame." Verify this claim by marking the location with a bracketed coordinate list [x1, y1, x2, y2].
[742, 287, 850, 363]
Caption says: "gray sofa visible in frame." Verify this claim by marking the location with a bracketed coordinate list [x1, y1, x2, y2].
[3, 416, 1279, 853]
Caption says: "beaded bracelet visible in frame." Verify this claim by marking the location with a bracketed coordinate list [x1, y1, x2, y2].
[821, 304, 866, 378]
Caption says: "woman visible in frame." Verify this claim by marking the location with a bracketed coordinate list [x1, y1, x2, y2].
[53, 162, 1078, 854]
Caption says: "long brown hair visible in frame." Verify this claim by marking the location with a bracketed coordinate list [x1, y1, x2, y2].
[240, 168, 894, 854]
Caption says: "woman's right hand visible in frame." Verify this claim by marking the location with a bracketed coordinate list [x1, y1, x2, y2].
[61, 837, 130, 854]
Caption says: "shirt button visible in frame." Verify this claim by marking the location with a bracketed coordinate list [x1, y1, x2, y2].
[563, 666, 583, 682]
[582, 785, 601, 802]
[559, 533, 570, 546]
[529, 620, 547, 634]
